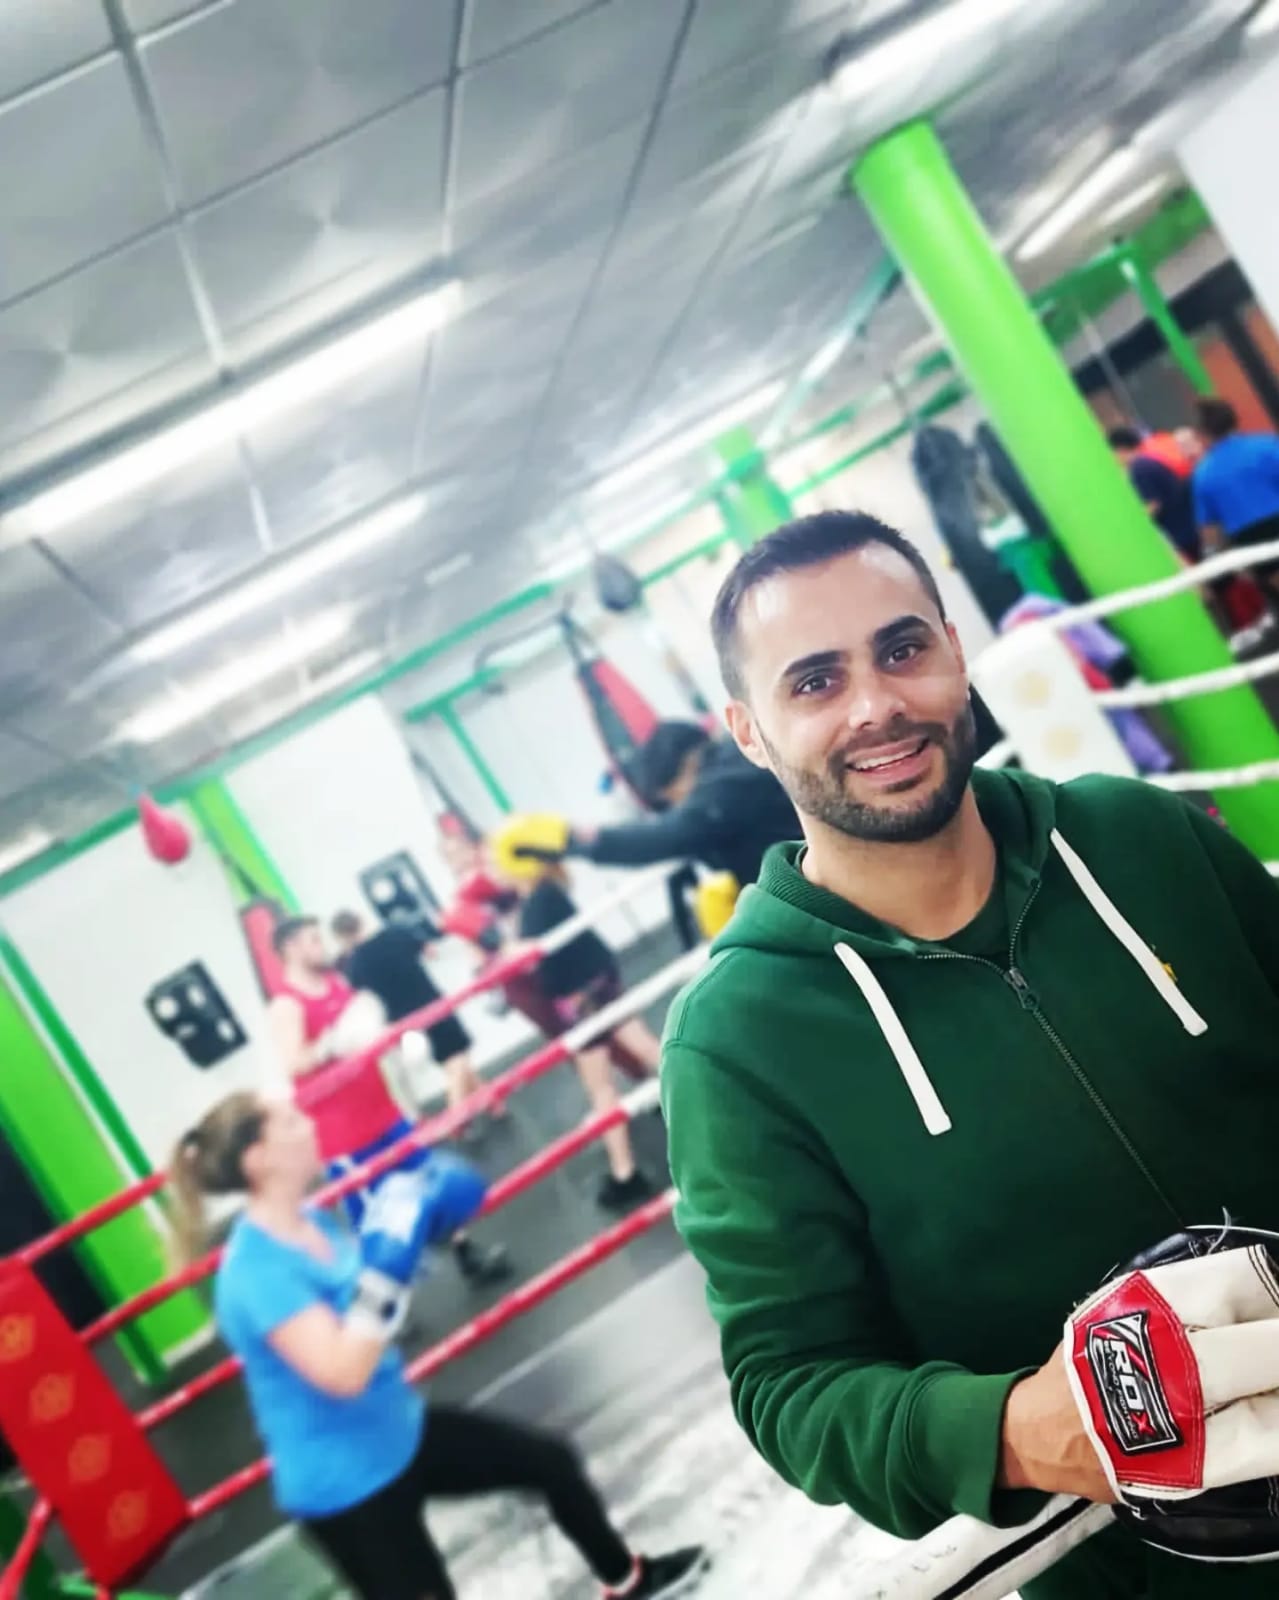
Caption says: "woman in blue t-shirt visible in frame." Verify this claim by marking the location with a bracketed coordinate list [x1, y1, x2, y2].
[172, 1093, 703, 1600]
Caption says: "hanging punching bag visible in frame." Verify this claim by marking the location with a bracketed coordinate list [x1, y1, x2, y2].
[137, 794, 192, 865]
[559, 612, 660, 804]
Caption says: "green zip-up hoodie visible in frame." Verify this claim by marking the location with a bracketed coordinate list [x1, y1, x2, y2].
[662, 768, 1279, 1598]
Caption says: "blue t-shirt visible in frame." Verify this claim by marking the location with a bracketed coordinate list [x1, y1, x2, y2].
[215, 1211, 425, 1517]
[1193, 433, 1279, 536]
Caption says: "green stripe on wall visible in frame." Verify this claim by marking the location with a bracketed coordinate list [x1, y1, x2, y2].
[0, 964, 208, 1377]
[185, 781, 298, 909]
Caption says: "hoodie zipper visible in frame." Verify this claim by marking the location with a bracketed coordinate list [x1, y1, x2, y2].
[917, 880, 1183, 1226]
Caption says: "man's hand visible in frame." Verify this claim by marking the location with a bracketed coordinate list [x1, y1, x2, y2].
[999, 1349, 1118, 1504]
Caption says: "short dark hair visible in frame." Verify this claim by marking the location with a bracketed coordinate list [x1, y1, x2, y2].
[271, 915, 318, 956]
[330, 910, 363, 941]
[631, 721, 711, 803]
[1196, 397, 1238, 441]
[1107, 425, 1142, 450]
[710, 510, 947, 700]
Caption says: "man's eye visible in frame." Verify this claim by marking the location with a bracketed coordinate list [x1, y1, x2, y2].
[884, 640, 924, 667]
[795, 673, 835, 696]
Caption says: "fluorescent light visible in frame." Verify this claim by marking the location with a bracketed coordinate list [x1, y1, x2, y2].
[0, 828, 54, 876]
[306, 647, 381, 696]
[1014, 147, 1144, 261]
[1098, 174, 1171, 229]
[134, 494, 426, 661]
[11, 282, 461, 538]
[122, 612, 351, 743]
[831, 0, 1021, 102]
[593, 382, 784, 501]
[423, 552, 474, 586]
[1247, 0, 1279, 38]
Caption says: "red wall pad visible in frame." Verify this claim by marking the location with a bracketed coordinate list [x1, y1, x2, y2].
[0, 1261, 187, 1586]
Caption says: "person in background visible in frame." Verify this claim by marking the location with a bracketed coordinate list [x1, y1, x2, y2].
[502, 859, 662, 1212]
[1193, 396, 1279, 606]
[267, 915, 509, 1288]
[1107, 425, 1201, 563]
[172, 1093, 705, 1600]
[329, 909, 493, 1137]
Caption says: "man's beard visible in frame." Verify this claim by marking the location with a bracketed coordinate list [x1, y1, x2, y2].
[762, 700, 978, 844]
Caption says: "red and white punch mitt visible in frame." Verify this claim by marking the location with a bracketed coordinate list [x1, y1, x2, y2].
[1066, 1226, 1279, 1505]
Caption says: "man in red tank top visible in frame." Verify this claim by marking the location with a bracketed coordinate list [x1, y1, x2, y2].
[266, 916, 509, 1287]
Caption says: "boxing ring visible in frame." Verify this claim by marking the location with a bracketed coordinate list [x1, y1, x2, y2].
[0, 867, 703, 1600]
[7, 543, 1279, 1600]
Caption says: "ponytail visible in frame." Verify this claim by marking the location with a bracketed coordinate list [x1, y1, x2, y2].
[168, 1137, 209, 1268]
[168, 1092, 266, 1266]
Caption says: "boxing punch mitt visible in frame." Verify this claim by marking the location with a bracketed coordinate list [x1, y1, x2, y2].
[1067, 1223, 1279, 1562]
[694, 872, 740, 939]
[490, 814, 573, 881]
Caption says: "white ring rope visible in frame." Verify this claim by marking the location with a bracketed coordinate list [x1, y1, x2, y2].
[1092, 647, 1279, 709]
[1035, 537, 1279, 631]
[539, 862, 678, 955]
[1146, 756, 1279, 793]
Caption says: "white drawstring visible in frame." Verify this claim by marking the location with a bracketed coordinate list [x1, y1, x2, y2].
[1049, 830, 1208, 1037]
[833, 942, 953, 1136]
[833, 830, 1208, 1134]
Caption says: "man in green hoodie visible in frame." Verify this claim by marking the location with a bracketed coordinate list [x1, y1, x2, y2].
[660, 510, 1279, 1598]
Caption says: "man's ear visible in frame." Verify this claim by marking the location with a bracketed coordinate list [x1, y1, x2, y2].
[946, 621, 967, 678]
[725, 700, 772, 772]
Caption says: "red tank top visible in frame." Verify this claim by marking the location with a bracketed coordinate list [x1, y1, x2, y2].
[281, 973, 402, 1159]
[276, 972, 354, 1043]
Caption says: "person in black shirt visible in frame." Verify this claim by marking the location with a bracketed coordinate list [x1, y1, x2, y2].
[330, 911, 485, 1119]
[513, 866, 660, 1212]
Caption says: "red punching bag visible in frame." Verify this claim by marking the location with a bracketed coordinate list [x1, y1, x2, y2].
[137, 794, 191, 865]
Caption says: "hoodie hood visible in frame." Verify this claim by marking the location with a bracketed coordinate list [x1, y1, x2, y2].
[715, 766, 1056, 961]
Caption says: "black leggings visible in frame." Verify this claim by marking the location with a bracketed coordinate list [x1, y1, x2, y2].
[303, 1405, 633, 1600]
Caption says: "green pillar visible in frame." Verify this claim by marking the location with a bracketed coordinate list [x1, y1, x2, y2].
[0, 948, 208, 1378]
[714, 426, 794, 546]
[1118, 248, 1214, 396]
[186, 779, 298, 908]
[851, 120, 1279, 856]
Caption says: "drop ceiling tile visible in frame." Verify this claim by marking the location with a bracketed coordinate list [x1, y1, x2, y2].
[244, 343, 429, 542]
[188, 89, 448, 351]
[672, 0, 855, 94]
[0, 729, 64, 803]
[0, 546, 123, 715]
[453, 0, 685, 209]
[0, 0, 114, 101]
[140, 0, 458, 205]
[0, 231, 210, 468]
[0, 57, 169, 304]
[41, 448, 263, 631]
[463, 0, 598, 66]
[121, 0, 221, 34]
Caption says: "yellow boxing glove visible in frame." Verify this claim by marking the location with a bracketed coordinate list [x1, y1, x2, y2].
[694, 872, 740, 939]
[490, 813, 573, 881]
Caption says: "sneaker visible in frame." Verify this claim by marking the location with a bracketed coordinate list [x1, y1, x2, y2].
[607, 1548, 709, 1597]
[596, 1170, 655, 1212]
[452, 1237, 513, 1286]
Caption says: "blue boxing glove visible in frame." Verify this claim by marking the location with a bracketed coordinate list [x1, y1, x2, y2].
[349, 1157, 489, 1340]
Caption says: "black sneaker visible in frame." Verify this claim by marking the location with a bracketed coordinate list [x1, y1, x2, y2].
[596, 1170, 655, 1212]
[451, 1237, 512, 1286]
[624, 1548, 709, 1597]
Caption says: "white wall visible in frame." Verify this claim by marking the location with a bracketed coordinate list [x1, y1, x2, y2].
[2, 812, 272, 1167]
[777, 394, 996, 659]
[1178, 50, 1279, 335]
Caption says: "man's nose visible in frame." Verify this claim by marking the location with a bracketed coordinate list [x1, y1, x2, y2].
[845, 670, 909, 733]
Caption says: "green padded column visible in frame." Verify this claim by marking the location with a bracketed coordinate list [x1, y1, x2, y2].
[851, 119, 1279, 855]
[185, 778, 298, 908]
[714, 426, 794, 546]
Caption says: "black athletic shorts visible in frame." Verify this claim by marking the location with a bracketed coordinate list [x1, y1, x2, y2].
[1231, 513, 1279, 579]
